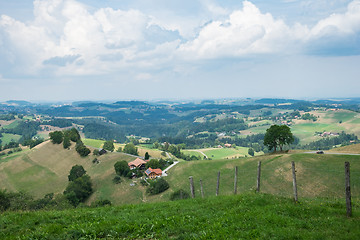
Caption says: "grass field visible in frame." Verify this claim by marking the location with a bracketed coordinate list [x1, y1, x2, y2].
[166, 153, 360, 200]
[82, 138, 105, 148]
[184, 147, 263, 160]
[1, 139, 360, 206]
[0, 141, 143, 204]
[1, 193, 359, 239]
[0, 133, 22, 145]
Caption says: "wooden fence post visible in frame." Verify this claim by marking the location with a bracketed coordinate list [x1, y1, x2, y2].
[234, 166, 238, 194]
[200, 179, 204, 198]
[216, 171, 220, 196]
[189, 176, 195, 198]
[292, 161, 298, 203]
[256, 161, 261, 193]
[345, 162, 352, 217]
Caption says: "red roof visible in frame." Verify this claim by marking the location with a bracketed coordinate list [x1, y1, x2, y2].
[128, 158, 146, 168]
[145, 167, 162, 176]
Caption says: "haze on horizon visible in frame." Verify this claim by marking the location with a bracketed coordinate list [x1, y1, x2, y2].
[0, 0, 359, 101]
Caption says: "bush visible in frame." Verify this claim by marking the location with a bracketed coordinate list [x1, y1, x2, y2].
[114, 161, 130, 177]
[146, 178, 169, 195]
[170, 189, 190, 201]
[91, 199, 112, 207]
[0, 190, 10, 212]
[93, 149, 100, 156]
[112, 175, 122, 184]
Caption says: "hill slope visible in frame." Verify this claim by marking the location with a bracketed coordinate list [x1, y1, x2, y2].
[1, 142, 360, 204]
[1, 193, 359, 239]
[0, 141, 150, 204]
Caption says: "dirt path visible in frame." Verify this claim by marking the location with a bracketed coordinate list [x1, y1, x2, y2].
[193, 150, 208, 158]
[162, 161, 179, 176]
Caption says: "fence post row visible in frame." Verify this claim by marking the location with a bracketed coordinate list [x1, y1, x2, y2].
[200, 179, 204, 198]
[345, 162, 352, 217]
[234, 166, 238, 195]
[189, 176, 195, 198]
[256, 161, 261, 192]
[216, 171, 221, 196]
[291, 161, 298, 203]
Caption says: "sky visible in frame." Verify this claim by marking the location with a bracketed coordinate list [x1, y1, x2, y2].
[0, 0, 359, 102]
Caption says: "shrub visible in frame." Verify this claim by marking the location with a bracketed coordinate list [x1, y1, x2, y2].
[91, 199, 112, 207]
[170, 189, 190, 201]
[114, 161, 130, 177]
[146, 178, 169, 195]
[112, 175, 122, 184]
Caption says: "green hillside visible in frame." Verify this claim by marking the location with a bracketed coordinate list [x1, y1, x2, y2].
[1, 193, 359, 239]
[0, 141, 152, 205]
[1, 141, 360, 205]
[165, 152, 360, 200]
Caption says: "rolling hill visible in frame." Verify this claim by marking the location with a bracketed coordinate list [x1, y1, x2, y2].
[1, 141, 360, 205]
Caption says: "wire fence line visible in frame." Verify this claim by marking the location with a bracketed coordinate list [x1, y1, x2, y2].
[188, 161, 360, 202]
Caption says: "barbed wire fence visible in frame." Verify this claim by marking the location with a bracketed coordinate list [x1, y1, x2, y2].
[188, 160, 359, 217]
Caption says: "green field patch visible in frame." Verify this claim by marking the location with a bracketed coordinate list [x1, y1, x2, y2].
[82, 138, 105, 148]
[0, 133, 22, 145]
[1, 119, 21, 129]
[324, 110, 358, 123]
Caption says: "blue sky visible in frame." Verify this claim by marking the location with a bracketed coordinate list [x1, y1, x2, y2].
[0, 0, 359, 101]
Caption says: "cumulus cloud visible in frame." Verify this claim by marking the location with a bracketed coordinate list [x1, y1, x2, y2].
[0, 0, 359, 78]
[178, 1, 294, 59]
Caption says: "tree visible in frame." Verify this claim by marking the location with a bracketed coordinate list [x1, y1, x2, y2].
[145, 159, 160, 169]
[68, 165, 86, 181]
[93, 149, 100, 156]
[49, 131, 63, 144]
[123, 143, 138, 155]
[75, 141, 90, 157]
[144, 152, 150, 160]
[63, 136, 71, 149]
[103, 140, 115, 152]
[114, 160, 130, 177]
[264, 125, 294, 152]
[248, 148, 255, 156]
[64, 175, 93, 206]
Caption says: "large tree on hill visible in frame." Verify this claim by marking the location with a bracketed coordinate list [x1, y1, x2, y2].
[68, 165, 86, 182]
[264, 125, 294, 152]
[103, 140, 115, 152]
[123, 143, 138, 155]
[49, 131, 63, 144]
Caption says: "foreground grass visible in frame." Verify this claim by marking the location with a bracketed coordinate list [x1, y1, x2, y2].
[1, 193, 359, 239]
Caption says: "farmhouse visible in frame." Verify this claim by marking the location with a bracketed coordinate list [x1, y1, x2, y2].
[128, 158, 147, 170]
[145, 168, 162, 179]
[224, 143, 232, 148]
[99, 149, 107, 155]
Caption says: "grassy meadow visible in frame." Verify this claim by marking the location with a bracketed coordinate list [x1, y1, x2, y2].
[0, 133, 22, 145]
[1, 193, 359, 239]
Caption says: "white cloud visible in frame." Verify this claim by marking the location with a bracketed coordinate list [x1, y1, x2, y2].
[178, 0, 360, 59]
[0, 0, 359, 78]
[311, 0, 360, 36]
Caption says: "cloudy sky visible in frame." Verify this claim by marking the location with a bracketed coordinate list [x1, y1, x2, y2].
[0, 0, 359, 101]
